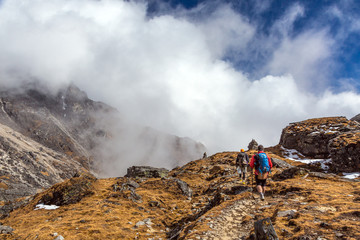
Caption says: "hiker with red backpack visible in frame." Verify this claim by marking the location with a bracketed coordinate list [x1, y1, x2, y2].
[236, 149, 249, 184]
[250, 145, 273, 200]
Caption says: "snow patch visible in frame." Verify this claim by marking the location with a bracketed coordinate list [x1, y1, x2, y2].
[35, 203, 59, 210]
[342, 172, 360, 179]
[281, 147, 331, 171]
[281, 147, 305, 160]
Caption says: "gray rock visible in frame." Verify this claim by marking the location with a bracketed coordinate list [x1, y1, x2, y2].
[173, 178, 192, 198]
[54, 235, 64, 240]
[0, 225, 14, 234]
[125, 166, 169, 178]
[248, 139, 258, 151]
[272, 167, 309, 180]
[277, 209, 297, 218]
[309, 172, 336, 179]
[135, 221, 146, 228]
[271, 158, 293, 168]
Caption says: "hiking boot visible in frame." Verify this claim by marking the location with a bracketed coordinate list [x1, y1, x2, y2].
[242, 180, 246, 185]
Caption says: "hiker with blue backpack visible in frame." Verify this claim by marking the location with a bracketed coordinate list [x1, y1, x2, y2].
[250, 145, 273, 200]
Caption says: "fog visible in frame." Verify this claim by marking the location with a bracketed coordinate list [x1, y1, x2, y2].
[0, 0, 359, 159]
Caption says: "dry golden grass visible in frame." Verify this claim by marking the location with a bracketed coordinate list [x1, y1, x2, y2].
[1, 151, 359, 240]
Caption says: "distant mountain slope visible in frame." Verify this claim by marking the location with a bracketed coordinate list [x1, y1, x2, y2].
[0, 83, 206, 201]
[0, 122, 85, 202]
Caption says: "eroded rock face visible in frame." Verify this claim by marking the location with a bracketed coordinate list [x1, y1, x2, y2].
[0, 123, 84, 202]
[280, 117, 360, 158]
[329, 131, 360, 172]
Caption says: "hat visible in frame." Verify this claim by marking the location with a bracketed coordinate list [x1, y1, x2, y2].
[241, 149, 245, 152]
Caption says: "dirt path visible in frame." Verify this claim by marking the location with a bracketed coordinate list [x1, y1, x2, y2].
[205, 198, 258, 240]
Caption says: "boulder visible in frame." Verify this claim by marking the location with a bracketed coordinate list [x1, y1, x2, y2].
[272, 167, 309, 180]
[328, 131, 360, 172]
[248, 139, 259, 151]
[125, 166, 169, 178]
[0, 225, 14, 234]
[254, 218, 279, 240]
[173, 178, 193, 198]
[38, 173, 96, 206]
[280, 117, 360, 158]
[271, 158, 293, 169]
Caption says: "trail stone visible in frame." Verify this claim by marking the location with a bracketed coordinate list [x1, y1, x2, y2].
[0, 225, 14, 234]
[254, 218, 279, 240]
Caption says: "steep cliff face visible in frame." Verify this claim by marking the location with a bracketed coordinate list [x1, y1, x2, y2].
[0, 83, 109, 161]
[0, 122, 84, 203]
[279, 117, 360, 172]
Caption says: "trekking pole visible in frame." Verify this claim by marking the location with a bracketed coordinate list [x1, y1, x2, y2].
[251, 169, 254, 198]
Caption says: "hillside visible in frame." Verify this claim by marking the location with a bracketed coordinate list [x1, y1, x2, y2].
[0, 149, 359, 240]
[0, 83, 206, 203]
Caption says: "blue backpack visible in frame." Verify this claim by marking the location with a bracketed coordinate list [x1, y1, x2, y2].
[255, 153, 270, 174]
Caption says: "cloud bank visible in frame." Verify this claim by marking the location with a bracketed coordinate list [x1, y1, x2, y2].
[0, 0, 359, 156]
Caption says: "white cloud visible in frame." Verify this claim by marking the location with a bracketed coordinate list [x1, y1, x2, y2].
[266, 29, 334, 90]
[0, 0, 359, 159]
[271, 3, 305, 37]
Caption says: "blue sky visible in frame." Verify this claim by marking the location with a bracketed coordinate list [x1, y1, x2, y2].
[148, 0, 360, 92]
[0, 0, 359, 156]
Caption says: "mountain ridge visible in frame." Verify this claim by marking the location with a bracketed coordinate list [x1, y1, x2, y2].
[0, 83, 206, 203]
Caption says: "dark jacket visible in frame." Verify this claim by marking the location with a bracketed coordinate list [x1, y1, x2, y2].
[236, 152, 249, 167]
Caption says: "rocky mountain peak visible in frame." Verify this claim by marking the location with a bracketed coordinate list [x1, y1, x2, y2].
[0, 83, 206, 203]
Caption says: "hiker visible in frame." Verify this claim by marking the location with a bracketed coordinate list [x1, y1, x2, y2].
[236, 149, 249, 184]
[250, 145, 273, 200]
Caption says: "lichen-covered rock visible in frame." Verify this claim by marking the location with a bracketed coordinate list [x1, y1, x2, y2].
[329, 131, 360, 172]
[271, 158, 293, 169]
[38, 173, 96, 206]
[125, 166, 169, 178]
[272, 167, 310, 180]
[279, 117, 360, 158]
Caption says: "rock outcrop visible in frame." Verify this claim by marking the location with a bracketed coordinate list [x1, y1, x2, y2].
[351, 113, 360, 123]
[329, 131, 360, 172]
[125, 166, 169, 178]
[280, 117, 360, 158]
[280, 117, 360, 172]
[248, 139, 259, 150]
